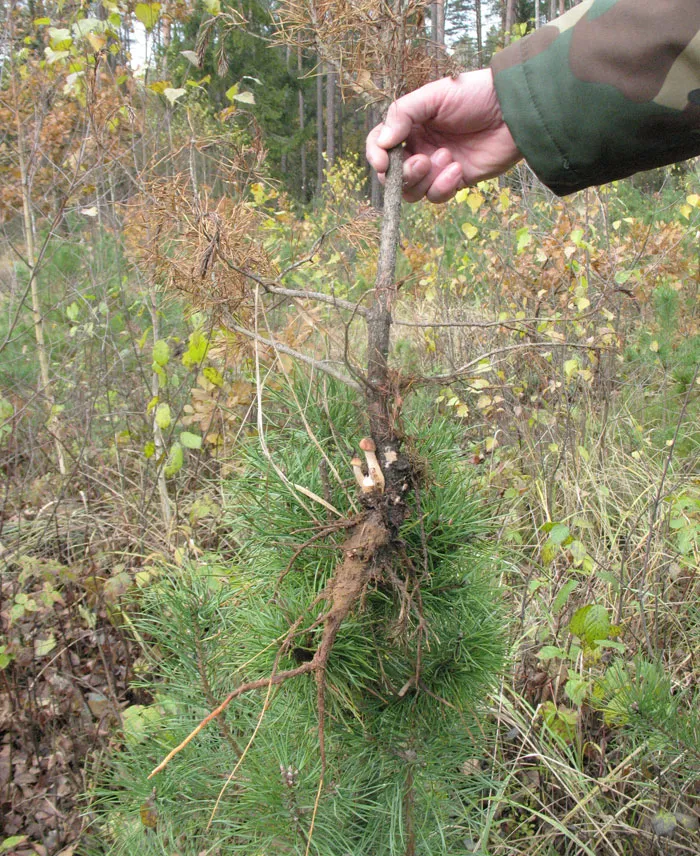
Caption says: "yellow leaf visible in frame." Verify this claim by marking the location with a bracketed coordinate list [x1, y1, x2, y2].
[679, 204, 692, 220]
[650, 340, 659, 353]
[462, 222, 478, 240]
[564, 358, 579, 380]
[687, 193, 700, 207]
[466, 191, 484, 214]
[476, 395, 492, 410]
[484, 436, 498, 452]
[498, 188, 510, 211]
[87, 32, 106, 52]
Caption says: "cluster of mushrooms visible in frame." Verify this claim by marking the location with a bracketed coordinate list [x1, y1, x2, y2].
[350, 438, 397, 494]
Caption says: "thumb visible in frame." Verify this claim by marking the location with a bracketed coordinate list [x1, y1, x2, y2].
[376, 82, 443, 149]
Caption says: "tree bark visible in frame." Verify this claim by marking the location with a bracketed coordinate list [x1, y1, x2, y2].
[504, 0, 515, 44]
[326, 67, 336, 168]
[366, 145, 402, 445]
[316, 59, 324, 192]
[435, 0, 445, 47]
[475, 0, 483, 57]
[298, 47, 307, 198]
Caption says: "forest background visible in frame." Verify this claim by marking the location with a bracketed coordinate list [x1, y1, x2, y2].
[0, 1, 699, 854]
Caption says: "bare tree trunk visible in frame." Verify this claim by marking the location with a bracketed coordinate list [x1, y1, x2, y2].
[535, 0, 540, 29]
[326, 67, 336, 168]
[435, 0, 445, 47]
[366, 145, 402, 444]
[10, 50, 67, 477]
[316, 60, 324, 192]
[504, 0, 515, 44]
[297, 48, 307, 198]
[559, 0, 565, 15]
[475, 0, 483, 57]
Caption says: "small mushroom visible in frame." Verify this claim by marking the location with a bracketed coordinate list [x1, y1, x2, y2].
[350, 456, 365, 489]
[359, 437, 385, 493]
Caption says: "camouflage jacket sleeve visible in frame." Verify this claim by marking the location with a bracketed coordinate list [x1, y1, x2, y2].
[491, 0, 700, 195]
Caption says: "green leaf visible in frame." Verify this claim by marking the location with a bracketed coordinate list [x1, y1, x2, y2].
[203, 0, 221, 14]
[569, 604, 611, 645]
[67, 300, 81, 322]
[595, 639, 626, 652]
[548, 523, 570, 545]
[134, 2, 161, 31]
[563, 358, 579, 380]
[48, 27, 72, 50]
[152, 339, 170, 366]
[0, 838, 28, 854]
[552, 580, 578, 614]
[180, 431, 202, 450]
[155, 403, 171, 430]
[537, 645, 568, 661]
[0, 646, 14, 670]
[163, 87, 187, 105]
[72, 17, 103, 37]
[143, 441, 156, 459]
[516, 226, 531, 254]
[182, 329, 209, 367]
[233, 90, 255, 105]
[568, 540, 587, 567]
[164, 442, 183, 477]
[34, 17, 51, 26]
[225, 83, 239, 103]
[122, 704, 162, 746]
[44, 47, 70, 63]
[34, 634, 57, 657]
[202, 366, 223, 387]
[565, 677, 590, 706]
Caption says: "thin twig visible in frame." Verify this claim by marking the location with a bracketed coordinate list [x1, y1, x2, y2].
[420, 341, 608, 384]
[223, 312, 361, 390]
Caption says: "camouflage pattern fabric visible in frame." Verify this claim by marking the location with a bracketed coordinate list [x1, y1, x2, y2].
[491, 0, 700, 194]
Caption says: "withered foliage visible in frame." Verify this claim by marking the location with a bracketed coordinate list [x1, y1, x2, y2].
[276, 0, 457, 102]
[124, 171, 274, 322]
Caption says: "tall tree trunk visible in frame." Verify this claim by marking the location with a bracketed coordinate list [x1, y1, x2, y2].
[10, 49, 66, 477]
[475, 0, 483, 57]
[435, 0, 445, 48]
[297, 47, 307, 199]
[326, 67, 336, 168]
[535, 0, 540, 29]
[504, 0, 515, 44]
[559, 0, 565, 15]
[316, 60, 324, 192]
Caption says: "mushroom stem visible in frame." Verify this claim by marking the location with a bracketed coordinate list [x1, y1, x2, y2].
[359, 437, 385, 493]
[350, 456, 366, 489]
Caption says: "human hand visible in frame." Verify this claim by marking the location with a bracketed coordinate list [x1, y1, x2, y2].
[365, 69, 522, 203]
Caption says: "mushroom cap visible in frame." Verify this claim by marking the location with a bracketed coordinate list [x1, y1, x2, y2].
[350, 456, 363, 468]
[359, 437, 376, 452]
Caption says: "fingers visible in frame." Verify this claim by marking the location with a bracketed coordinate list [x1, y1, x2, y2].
[403, 149, 450, 203]
[365, 124, 390, 175]
[425, 162, 464, 203]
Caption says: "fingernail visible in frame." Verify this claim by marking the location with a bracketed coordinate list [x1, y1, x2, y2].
[377, 127, 393, 147]
[432, 149, 452, 168]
